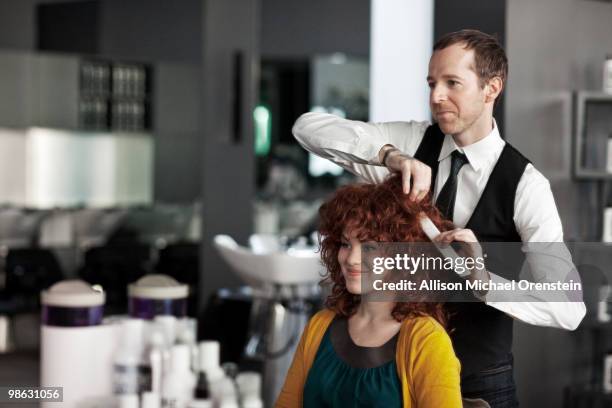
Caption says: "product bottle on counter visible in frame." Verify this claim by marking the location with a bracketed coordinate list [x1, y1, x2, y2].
[197, 341, 225, 403]
[128, 274, 189, 319]
[177, 318, 197, 345]
[242, 396, 263, 408]
[197, 341, 222, 377]
[161, 344, 196, 408]
[604, 351, 612, 393]
[604, 55, 612, 94]
[146, 325, 167, 394]
[41, 279, 105, 327]
[236, 372, 263, 408]
[141, 391, 161, 408]
[118, 394, 139, 408]
[187, 400, 212, 408]
[155, 315, 178, 346]
[217, 397, 239, 408]
[607, 134, 612, 175]
[194, 370, 210, 400]
[242, 397, 263, 408]
[114, 319, 150, 395]
[212, 378, 238, 408]
[40, 280, 114, 408]
[176, 318, 198, 372]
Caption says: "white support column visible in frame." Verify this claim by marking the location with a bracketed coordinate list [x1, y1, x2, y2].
[370, 0, 434, 122]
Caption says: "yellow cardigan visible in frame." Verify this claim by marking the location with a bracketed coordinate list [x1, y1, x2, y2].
[275, 309, 462, 408]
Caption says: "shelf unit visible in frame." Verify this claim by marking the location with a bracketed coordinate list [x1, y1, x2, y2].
[79, 60, 152, 132]
[573, 91, 612, 179]
[0, 51, 154, 132]
[572, 91, 612, 241]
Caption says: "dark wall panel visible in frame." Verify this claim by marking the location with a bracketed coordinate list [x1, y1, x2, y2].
[99, 0, 202, 63]
[37, 0, 99, 54]
[261, 0, 370, 58]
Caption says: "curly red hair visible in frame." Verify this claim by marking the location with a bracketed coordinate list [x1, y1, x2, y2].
[318, 174, 455, 327]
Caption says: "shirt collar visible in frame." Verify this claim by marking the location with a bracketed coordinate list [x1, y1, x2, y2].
[437, 119, 505, 172]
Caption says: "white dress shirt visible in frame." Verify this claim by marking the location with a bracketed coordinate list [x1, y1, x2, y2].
[293, 112, 586, 331]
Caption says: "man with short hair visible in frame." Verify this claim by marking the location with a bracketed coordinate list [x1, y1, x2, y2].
[293, 29, 585, 407]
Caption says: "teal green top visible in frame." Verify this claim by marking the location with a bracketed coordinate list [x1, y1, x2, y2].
[303, 317, 402, 408]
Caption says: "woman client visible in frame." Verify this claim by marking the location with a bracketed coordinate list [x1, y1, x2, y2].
[276, 175, 463, 407]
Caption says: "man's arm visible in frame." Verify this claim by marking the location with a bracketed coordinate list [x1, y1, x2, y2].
[485, 165, 586, 330]
[292, 112, 433, 199]
[435, 165, 586, 330]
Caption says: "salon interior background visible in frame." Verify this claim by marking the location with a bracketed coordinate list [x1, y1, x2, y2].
[0, 0, 611, 407]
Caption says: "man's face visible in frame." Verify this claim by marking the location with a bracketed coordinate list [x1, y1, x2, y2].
[427, 43, 489, 136]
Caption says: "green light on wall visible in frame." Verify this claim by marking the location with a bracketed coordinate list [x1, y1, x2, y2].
[254, 105, 271, 156]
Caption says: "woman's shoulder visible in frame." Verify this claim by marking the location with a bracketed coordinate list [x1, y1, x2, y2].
[310, 308, 336, 323]
[398, 318, 461, 406]
[398, 315, 460, 372]
[399, 315, 452, 348]
[304, 308, 336, 334]
[297, 308, 337, 355]
[401, 314, 446, 332]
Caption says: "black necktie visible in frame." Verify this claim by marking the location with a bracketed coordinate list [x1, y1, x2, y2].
[436, 150, 469, 220]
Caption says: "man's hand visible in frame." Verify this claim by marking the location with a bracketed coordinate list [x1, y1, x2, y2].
[433, 228, 490, 299]
[379, 145, 432, 201]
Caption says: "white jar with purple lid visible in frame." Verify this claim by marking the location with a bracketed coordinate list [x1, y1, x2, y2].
[41, 280, 105, 326]
[128, 274, 189, 319]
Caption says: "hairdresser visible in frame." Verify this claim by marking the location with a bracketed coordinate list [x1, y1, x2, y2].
[292, 29, 586, 407]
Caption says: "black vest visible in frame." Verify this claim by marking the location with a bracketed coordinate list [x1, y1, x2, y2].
[414, 123, 530, 377]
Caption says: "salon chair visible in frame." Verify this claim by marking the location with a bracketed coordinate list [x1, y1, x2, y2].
[155, 242, 199, 316]
[0, 208, 55, 352]
[78, 243, 150, 315]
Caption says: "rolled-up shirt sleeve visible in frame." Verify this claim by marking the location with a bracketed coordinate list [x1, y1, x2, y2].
[484, 165, 586, 331]
[292, 112, 429, 184]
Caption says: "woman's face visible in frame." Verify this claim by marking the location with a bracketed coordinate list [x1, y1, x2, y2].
[338, 230, 378, 294]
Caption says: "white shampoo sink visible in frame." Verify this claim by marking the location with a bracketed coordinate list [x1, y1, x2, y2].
[213, 234, 324, 286]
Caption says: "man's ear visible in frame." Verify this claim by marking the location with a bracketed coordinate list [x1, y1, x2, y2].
[484, 77, 503, 103]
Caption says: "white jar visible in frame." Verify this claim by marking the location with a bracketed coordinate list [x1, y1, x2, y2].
[604, 353, 612, 393]
[604, 55, 612, 94]
[604, 208, 612, 243]
[607, 136, 612, 174]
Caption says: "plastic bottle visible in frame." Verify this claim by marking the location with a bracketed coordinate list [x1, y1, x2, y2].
[197, 341, 225, 400]
[113, 319, 146, 395]
[211, 377, 238, 407]
[118, 394, 139, 408]
[161, 344, 196, 408]
[177, 318, 197, 345]
[176, 318, 198, 371]
[607, 134, 612, 174]
[197, 341, 221, 376]
[604, 55, 612, 94]
[146, 324, 167, 394]
[242, 396, 263, 408]
[155, 315, 178, 347]
[141, 391, 161, 408]
[604, 351, 612, 392]
[217, 397, 239, 408]
[236, 372, 262, 406]
[194, 370, 210, 400]
[187, 401, 212, 408]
